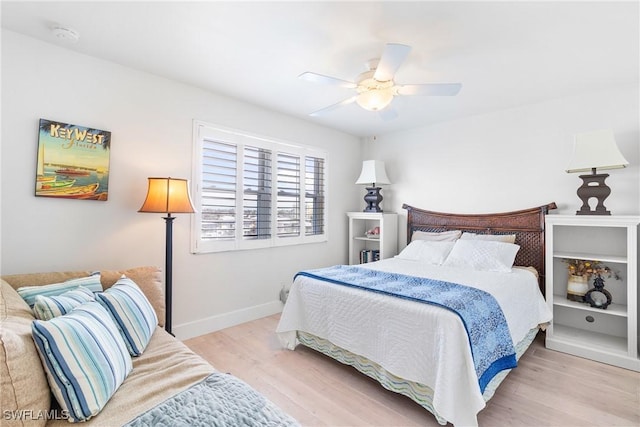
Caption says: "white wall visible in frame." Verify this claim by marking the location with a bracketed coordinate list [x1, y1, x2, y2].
[0, 30, 362, 338]
[365, 85, 640, 249]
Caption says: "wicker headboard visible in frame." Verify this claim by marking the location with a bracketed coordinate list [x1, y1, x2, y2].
[402, 203, 557, 294]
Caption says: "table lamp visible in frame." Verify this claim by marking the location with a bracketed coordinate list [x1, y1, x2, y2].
[355, 160, 391, 212]
[566, 130, 628, 215]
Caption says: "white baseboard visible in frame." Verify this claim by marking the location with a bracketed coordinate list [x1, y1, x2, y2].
[174, 300, 283, 340]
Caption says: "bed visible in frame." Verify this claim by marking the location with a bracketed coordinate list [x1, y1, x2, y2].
[276, 203, 557, 426]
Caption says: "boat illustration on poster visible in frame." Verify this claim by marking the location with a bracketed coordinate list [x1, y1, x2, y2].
[35, 119, 111, 201]
[38, 179, 75, 190]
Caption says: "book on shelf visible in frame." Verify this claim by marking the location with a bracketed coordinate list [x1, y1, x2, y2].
[359, 249, 380, 263]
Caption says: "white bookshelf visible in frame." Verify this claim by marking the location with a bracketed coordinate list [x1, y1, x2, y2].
[545, 215, 639, 371]
[347, 212, 398, 265]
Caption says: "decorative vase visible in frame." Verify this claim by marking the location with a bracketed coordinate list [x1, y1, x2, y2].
[566, 275, 589, 302]
[584, 275, 612, 309]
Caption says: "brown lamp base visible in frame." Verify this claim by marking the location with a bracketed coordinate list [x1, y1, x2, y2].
[576, 172, 611, 216]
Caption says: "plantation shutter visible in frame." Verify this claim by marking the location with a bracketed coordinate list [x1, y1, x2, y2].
[193, 121, 327, 253]
[305, 156, 325, 236]
[243, 146, 272, 239]
[200, 139, 237, 241]
[277, 153, 300, 237]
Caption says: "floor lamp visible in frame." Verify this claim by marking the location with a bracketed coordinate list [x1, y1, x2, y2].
[138, 177, 195, 335]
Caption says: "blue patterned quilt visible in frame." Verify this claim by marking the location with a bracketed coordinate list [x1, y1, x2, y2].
[296, 265, 517, 393]
[124, 372, 299, 427]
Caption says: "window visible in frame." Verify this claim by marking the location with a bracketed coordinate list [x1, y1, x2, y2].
[192, 121, 327, 253]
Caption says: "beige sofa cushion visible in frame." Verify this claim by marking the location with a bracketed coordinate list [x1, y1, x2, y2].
[2, 266, 165, 328]
[0, 279, 50, 427]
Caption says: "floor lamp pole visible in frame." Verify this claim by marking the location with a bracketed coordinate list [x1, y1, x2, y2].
[163, 213, 175, 335]
[139, 177, 194, 336]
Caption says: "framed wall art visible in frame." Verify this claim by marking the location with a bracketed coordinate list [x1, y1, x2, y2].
[35, 118, 111, 201]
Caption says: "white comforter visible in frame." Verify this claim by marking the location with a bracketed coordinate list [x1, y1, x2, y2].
[276, 258, 552, 427]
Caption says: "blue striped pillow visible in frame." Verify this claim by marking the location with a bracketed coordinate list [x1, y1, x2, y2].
[96, 277, 158, 356]
[33, 286, 95, 320]
[31, 301, 132, 422]
[17, 272, 102, 307]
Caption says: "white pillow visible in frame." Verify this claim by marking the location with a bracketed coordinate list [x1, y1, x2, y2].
[460, 232, 516, 244]
[442, 240, 520, 272]
[411, 229, 462, 242]
[396, 241, 456, 265]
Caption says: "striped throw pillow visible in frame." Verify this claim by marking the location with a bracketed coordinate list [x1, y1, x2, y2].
[17, 272, 102, 307]
[96, 276, 158, 356]
[31, 301, 132, 422]
[33, 286, 95, 320]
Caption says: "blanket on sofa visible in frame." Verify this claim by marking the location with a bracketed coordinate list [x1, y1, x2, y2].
[124, 372, 299, 427]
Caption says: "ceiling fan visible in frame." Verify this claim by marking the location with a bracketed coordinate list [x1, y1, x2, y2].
[299, 43, 462, 118]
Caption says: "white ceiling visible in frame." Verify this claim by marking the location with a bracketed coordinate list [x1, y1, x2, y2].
[1, 1, 638, 137]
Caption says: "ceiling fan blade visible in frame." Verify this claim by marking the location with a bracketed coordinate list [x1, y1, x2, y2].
[373, 43, 411, 82]
[309, 96, 357, 116]
[396, 83, 462, 96]
[299, 72, 357, 88]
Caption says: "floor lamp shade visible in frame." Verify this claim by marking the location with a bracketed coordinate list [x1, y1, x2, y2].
[138, 177, 195, 214]
[138, 177, 195, 335]
[355, 160, 391, 213]
[566, 130, 629, 215]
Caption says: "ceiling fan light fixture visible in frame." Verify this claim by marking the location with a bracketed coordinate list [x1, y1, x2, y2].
[355, 71, 395, 112]
[356, 88, 394, 111]
[300, 42, 462, 117]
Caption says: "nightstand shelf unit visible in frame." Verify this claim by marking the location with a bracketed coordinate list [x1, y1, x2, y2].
[347, 212, 398, 265]
[545, 215, 639, 371]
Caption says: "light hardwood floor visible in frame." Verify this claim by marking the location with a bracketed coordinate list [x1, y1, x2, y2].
[184, 314, 640, 427]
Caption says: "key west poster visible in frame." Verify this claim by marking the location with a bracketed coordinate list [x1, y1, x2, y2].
[35, 118, 111, 201]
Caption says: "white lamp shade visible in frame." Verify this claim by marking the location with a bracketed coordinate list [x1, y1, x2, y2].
[566, 129, 629, 173]
[355, 160, 391, 186]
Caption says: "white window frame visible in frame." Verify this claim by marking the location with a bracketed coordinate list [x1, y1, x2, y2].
[191, 121, 328, 253]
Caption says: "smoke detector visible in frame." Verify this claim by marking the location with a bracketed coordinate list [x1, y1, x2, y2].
[51, 26, 79, 43]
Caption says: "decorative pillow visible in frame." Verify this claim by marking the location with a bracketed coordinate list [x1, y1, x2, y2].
[96, 276, 158, 356]
[411, 229, 462, 242]
[99, 266, 165, 329]
[31, 301, 132, 422]
[442, 240, 520, 272]
[17, 272, 102, 307]
[396, 241, 456, 265]
[460, 232, 517, 244]
[33, 286, 95, 320]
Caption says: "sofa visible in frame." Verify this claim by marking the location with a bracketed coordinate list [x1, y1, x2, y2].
[1, 266, 297, 426]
